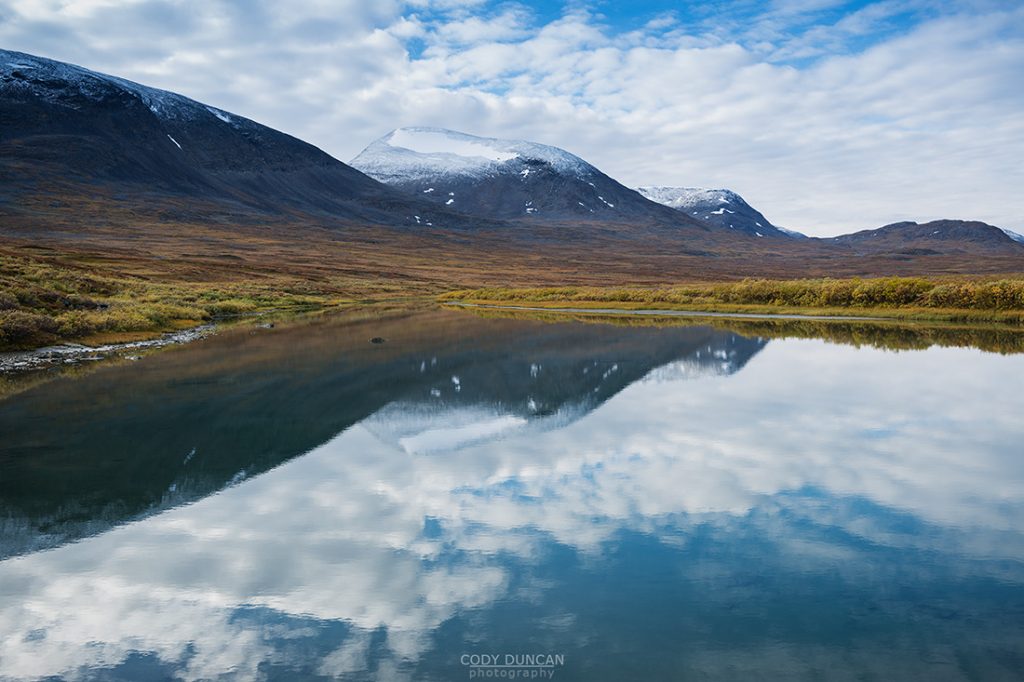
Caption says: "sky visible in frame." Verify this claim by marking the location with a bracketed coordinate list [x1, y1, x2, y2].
[1, 0, 1022, 236]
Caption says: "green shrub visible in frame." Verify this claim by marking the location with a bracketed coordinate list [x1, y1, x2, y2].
[446, 277, 1024, 313]
[0, 310, 58, 344]
[56, 311, 97, 337]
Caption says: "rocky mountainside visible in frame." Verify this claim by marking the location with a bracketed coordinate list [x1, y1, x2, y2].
[350, 127, 706, 229]
[636, 186, 802, 239]
[0, 49, 474, 228]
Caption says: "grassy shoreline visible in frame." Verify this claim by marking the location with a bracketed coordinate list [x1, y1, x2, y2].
[6, 249, 1024, 353]
[0, 248, 432, 351]
[439, 277, 1024, 325]
[459, 306, 1024, 354]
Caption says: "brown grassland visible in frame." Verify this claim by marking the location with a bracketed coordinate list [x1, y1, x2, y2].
[2, 193, 1024, 350]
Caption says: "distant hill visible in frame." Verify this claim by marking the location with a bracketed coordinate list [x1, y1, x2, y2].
[825, 220, 1024, 257]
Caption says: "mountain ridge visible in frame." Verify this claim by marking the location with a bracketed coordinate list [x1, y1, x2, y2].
[0, 48, 485, 230]
[2, 48, 1022, 277]
[351, 127, 709, 230]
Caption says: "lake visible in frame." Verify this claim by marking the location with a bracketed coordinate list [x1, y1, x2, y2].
[1, 308, 1023, 681]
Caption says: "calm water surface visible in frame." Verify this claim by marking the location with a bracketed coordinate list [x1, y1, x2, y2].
[1, 309, 1023, 681]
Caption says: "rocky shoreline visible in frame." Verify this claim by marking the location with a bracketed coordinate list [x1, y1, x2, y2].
[0, 325, 215, 374]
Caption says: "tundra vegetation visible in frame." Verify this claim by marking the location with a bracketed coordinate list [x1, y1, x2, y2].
[0, 251, 353, 350]
[4, 238, 1024, 352]
[440, 277, 1024, 324]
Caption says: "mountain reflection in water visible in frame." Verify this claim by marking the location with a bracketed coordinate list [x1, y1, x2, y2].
[1, 308, 1022, 681]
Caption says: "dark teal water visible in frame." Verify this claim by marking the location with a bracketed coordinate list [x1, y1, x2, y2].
[1, 310, 1023, 681]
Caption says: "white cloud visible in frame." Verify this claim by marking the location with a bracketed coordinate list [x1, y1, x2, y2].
[0, 1, 1021, 235]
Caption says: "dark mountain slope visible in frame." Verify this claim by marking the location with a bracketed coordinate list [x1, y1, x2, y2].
[0, 49, 476, 228]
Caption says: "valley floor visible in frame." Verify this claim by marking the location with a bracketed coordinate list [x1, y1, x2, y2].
[3, 227, 1024, 351]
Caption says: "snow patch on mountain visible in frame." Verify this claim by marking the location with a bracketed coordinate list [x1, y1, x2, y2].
[1, 48, 248, 127]
[776, 226, 807, 238]
[1000, 227, 1024, 244]
[388, 128, 518, 163]
[351, 127, 593, 183]
[636, 186, 741, 212]
[205, 106, 234, 125]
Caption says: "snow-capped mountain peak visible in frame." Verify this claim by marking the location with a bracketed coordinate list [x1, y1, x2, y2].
[350, 127, 700, 225]
[636, 185, 801, 238]
[351, 127, 593, 184]
[636, 186, 741, 211]
[388, 128, 520, 163]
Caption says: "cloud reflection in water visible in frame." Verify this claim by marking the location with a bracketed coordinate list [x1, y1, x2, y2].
[1, 334, 1023, 680]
